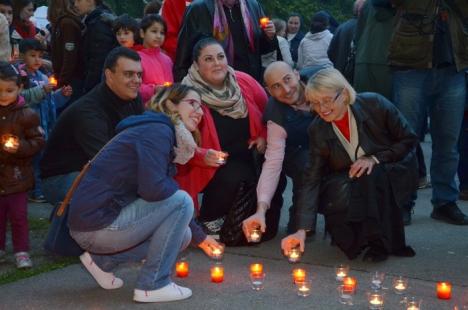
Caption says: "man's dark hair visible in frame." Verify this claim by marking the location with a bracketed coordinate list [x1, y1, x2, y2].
[103, 47, 140, 71]
[0, 0, 12, 7]
[140, 13, 166, 33]
[19, 38, 44, 54]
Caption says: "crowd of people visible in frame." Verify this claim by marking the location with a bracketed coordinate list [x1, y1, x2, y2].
[0, 0, 467, 304]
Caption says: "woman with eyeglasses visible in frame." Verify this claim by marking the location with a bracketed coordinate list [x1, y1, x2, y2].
[281, 68, 417, 262]
[69, 84, 211, 303]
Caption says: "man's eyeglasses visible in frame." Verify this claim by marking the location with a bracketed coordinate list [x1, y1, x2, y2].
[310, 88, 344, 110]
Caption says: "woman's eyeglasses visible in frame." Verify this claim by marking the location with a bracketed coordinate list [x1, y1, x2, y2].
[310, 88, 344, 110]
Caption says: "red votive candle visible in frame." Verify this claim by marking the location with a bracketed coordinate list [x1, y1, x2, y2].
[436, 282, 452, 300]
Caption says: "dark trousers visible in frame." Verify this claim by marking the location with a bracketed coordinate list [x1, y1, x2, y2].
[459, 109, 468, 191]
[283, 146, 309, 231]
[0, 192, 29, 252]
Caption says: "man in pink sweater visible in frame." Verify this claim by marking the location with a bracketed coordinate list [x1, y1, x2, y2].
[242, 61, 317, 237]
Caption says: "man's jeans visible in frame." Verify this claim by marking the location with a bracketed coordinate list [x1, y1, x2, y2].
[42, 172, 80, 206]
[392, 66, 466, 206]
[459, 100, 468, 191]
[71, 190, 194, 290]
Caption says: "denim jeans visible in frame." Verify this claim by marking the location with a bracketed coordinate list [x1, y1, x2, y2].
[70, 190, 194, 290]
[392, 66, 466, 206]
[42, 172, 80, 206]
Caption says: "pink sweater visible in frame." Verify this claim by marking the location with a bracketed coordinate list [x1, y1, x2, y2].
[138, 47, 174, 104]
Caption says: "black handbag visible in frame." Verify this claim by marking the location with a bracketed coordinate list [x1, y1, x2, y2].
[219, 180, 257, 246]
[43, 163, 90, 256]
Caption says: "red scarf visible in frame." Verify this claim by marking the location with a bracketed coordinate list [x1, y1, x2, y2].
[13, 19, 36, 39]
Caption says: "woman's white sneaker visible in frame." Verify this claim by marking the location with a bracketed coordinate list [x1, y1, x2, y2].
[134, 282, 192, 303]
[79, 252, 123, 289]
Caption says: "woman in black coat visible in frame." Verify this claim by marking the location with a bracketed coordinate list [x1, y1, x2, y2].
[281, 68, 417, 262]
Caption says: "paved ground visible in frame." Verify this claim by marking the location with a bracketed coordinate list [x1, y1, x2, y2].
[0, 141, 467, 309]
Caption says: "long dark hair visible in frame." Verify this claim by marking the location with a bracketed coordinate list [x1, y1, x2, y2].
[47, 0, 79, 26]
[12, 0, 33, 22]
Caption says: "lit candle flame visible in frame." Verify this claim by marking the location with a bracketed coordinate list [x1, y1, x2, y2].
[48, 76, 58, 87]
[163, 81, 172, 87]
[260, 17, 270, 28]
[4, 138, 14, 148]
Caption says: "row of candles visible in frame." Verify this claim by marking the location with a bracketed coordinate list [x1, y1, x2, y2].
[175, 238, 454, 310]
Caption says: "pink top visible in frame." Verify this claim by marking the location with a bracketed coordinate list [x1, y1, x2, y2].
[256, 102, 310, 207]
[138, 47, 174, 104]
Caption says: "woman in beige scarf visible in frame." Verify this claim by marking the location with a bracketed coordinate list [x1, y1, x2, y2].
[177, 38, 285, 242]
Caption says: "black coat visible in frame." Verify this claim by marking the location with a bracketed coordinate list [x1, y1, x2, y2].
[327, 18, 357, 81]
[40, 83, 143, 179]
[295, 92, 418, 232]
[81, 6, 117, 93]
[173, 0, 274, 82]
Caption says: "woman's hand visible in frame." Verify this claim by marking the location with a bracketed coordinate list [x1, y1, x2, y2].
[348, 156, 376, 178]
[263, 20, 276, 40]
[281, 230, 306, 256]
[248, 137, 266, 154]
[242, 203, 267, 241]
[203, 149, 227, 168]
[198, 235, 224, 258]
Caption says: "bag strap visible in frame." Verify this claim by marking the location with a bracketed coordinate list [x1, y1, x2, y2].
[55, 133, 122, 216]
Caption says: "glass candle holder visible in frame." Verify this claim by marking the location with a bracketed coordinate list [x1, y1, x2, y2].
[371, 271, 385, 291]
[337, 284, 355, 306]
[175, 260, 189, 278]
[367, 292, 385, 310]
[295, 279, 311, 297]
[2, 134, 19, 152]
[436, 282, 451, 300]
[216, 151, 228, 165]
[393, 276, 408, 295]
[288, 247, 301, 263]
[250, 272, 265, 291]
[250, 263, 263, 277]
[249, 227, 262, 243]
[211, 244, 224, 261]
[343, 277, 357, 293]
[210, 263, 224, 283]
[335, 264, 349, 282]
[292, 268, 306, 284]
[405, 297, 422, 310]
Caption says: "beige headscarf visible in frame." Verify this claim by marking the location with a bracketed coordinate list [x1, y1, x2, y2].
[182, 64, 248, 119]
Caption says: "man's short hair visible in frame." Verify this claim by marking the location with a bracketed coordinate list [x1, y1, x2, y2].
[19, 38, 44, 54]
[0, 0, 12, 6]
[103, 47, 141, 71]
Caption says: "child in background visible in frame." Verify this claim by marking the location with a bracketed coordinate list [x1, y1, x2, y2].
[138, 14, 173, 104]
[0, 61, 45, 268]
[112, 14, 142, 50]
[19, 38, 72, 202]
[0, 0, 16, 59]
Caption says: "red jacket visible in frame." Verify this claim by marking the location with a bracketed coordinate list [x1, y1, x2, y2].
[161, 0, 192, 61]
[175, 71, 267, 211]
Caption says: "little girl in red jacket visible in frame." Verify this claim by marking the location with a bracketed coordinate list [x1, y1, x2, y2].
[0, 62, 44, 269]
[138, 14, 173, 104]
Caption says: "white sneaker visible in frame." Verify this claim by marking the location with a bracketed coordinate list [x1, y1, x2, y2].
[15, 252, 32, 269]
[79, 252, 123, 290]
[134, 282, 192, 303]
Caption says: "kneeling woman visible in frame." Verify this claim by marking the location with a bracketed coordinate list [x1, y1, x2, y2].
[282, 68, 417, 262]
[68, 85, 207, 303]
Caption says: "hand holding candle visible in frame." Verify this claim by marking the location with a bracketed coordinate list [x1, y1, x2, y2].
[1, 134, 19, 153]
[216, 151, 228, 165]
[259, 17, 270, 29]
[48, 75, 58, 90]
[287, 246, 301, 263]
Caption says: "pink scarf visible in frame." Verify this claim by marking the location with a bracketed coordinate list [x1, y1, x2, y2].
[213, 0, 255, 65]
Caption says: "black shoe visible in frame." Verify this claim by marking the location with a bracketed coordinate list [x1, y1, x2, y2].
[431, 202, 468, 225]
[401, 206, 413, 226]
[459, 189, 468, 201]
